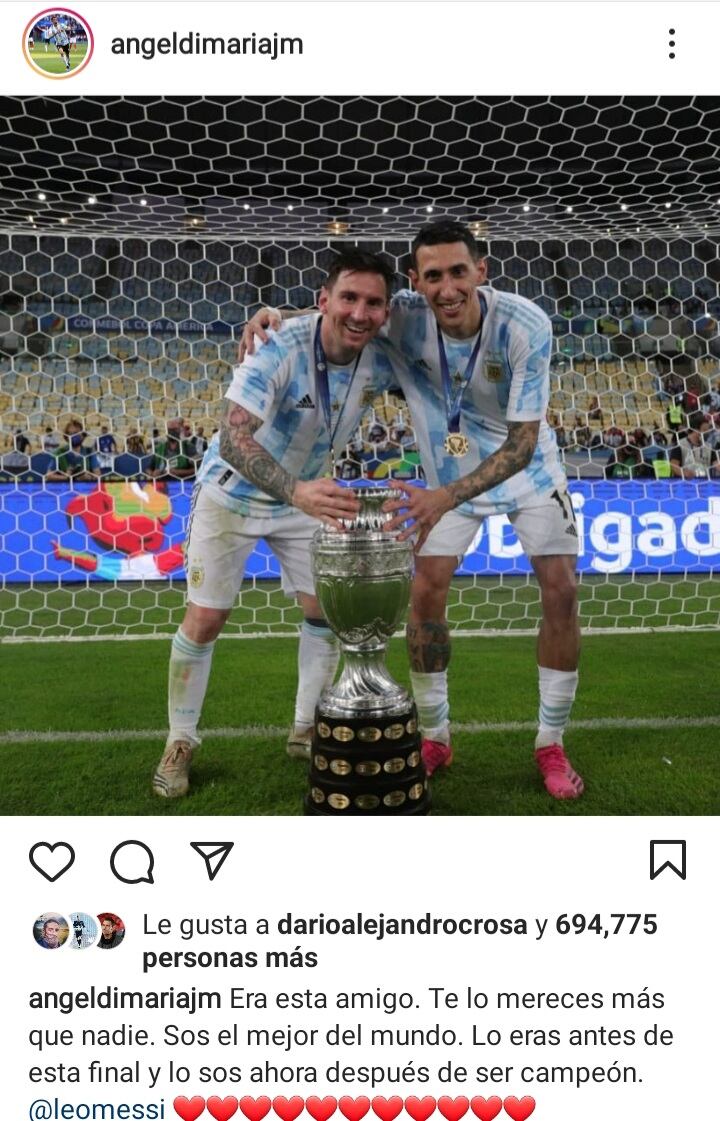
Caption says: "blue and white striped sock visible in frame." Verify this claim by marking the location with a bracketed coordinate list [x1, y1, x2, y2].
[536, 666, 579, 749]
[167, 627, 216, 747]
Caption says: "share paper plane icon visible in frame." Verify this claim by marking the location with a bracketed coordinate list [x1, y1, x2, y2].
[189, 841, 234, 881]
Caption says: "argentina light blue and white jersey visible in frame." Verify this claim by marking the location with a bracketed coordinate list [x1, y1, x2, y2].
[386, 286, 566, 516]
[52, 24, 70, 45]
[197, 314, 398, 517]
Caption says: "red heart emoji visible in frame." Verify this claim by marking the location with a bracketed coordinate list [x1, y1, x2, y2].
[174, 1098, 206, 1121]
[503, 1099, 535, 1121]
[306, 1098, 338, 1121]
[273, 1099, 305, 1121]
[340, 1099, 370, 1121]
[405, 1097, 437, 1121]
[208, 1098, 239, 1121]
[241, 1099, 271, 1121]
[372, 1097, 404, 1121]
[470, 1099, 502, 1121]
[438, 1099, 469, 1121]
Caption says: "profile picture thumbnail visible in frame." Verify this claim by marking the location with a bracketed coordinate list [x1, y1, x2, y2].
[69, 911, 98, 949]
[34, 913, 70, 950]
[97, 913, 125, 950]
[23, 8, 93, 79]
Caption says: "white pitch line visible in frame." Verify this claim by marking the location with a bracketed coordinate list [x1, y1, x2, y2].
[2, 625, 715, 645]
[2, 715, 719, 746]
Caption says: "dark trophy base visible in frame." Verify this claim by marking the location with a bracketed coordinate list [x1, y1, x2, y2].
[304, 702, 431, 816]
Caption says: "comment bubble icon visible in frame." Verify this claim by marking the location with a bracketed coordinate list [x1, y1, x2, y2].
[109, 840, 154, 885]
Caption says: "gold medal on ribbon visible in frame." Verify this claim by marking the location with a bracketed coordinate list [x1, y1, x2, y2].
[444, 432, 469, 457]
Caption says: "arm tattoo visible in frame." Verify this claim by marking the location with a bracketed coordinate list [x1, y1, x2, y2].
[219, 400, 297, 505]
[407, 620, 451, 673]
[445, 421, 539, 509]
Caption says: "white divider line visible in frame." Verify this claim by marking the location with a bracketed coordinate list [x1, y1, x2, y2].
[2, 714, 719, 746]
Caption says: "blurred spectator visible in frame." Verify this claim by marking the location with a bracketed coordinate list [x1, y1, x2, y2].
[346, 433, 365, 459]
[2, 429, 32, 472]
[336, 454, 362, 481]
[703, 383, 720, 415]
[95, 426, 117, 472]
[587, 395, 603, 424]
[43, 426, 61, 453]
[662, 371, 684, 399]
[669, 428, 717, 479]
[554, 425, 568, 450]
[630, 427, 650, 448]
[651, 429, 669, 447]
[681, 385, 699, 421]
[602, 424, 625, 449]
[190, 425, 208, 458]
[64, 418, 90, 453]
[666, 397, 684, 431]
[389, 419, 416, 449]
[604, 442, 653, 480]
[699, 418, 720, 452]
[125, 430, 147, 456]
[46, 446, 99, 482]
[574, 424, 592, 448]
[147, 435, 196, 479]
[651, 451, 672, 479]
[367, 422, 388, 450]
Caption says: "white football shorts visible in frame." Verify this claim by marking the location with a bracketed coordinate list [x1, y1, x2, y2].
[184, 485, 319, 608]
[420, 489, 579, 561]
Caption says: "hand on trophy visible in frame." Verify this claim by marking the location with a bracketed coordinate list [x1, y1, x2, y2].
[239, 307, 283, 361]
[293, 478, 361, 529]
[383, 481, 454, 550]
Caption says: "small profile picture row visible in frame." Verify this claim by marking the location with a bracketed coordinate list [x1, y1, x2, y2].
[33, 912, 125, 950]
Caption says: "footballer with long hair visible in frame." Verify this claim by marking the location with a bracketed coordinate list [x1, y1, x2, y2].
[50, 14, 72, 71]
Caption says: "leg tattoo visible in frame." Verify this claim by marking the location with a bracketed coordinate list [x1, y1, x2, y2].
[407, 620, 451, 673]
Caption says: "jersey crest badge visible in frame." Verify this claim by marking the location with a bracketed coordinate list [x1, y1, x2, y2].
[189, 563, 205, 589]
[484, 352, 504, 382]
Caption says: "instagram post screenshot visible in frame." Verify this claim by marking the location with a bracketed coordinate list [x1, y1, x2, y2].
[1, 2, 718, 1119]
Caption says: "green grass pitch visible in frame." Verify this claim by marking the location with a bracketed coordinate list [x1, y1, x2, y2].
[1, 630, 718, 817]
[30, 43, 87, 75]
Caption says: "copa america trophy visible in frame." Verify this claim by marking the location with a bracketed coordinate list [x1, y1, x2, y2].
[306, 487, 430, 816]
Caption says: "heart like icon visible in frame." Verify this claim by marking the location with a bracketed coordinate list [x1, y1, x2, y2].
[470, 1099, 502, 1121]
[173, 1097, 205, 1121]
[240, 1098, 272, 1121]
[371, 1099, 404, 1121]
[404, 1097, 437, 1121]
[503, 1098, 535, 1121]
[29, 841, 75, 882]
[273, 1098, 305, 1121]
[339, 1098, 370, 1121]
[306, 1097, 338, 1121]
[207, 1097, 239, 1121]
[438, 1098, 469, 1121]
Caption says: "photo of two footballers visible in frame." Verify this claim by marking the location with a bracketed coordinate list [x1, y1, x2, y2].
[1, 95, 718, 817]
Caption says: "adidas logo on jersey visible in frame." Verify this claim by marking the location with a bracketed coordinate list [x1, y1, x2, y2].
[295, 394, 315, 409]
[565, 524, 578, 537]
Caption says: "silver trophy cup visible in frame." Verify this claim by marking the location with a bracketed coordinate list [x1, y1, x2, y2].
[306, 487, 429, 815]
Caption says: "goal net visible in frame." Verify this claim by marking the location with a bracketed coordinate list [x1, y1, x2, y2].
[1, 96, 719, 639]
